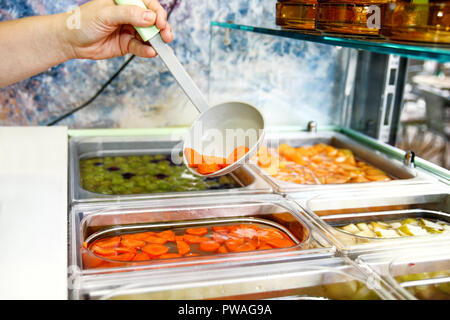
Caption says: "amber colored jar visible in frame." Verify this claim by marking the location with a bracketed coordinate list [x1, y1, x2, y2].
[382, 1, 450, 44]
[317, 0, 390, 36]
[276, 1, 318, 31]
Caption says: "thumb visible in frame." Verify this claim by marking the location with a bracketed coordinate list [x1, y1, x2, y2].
[100, 5, 156, 27]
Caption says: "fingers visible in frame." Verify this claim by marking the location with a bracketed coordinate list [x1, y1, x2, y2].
[101, 4, 156, 27]
[128, 38, 157, 58]
[142, 0, 174, 43]
[109, 1, 173, 43]
[160, 22, 173, 43]
[120, 28, 157, 58]
[143, 0, 167, 30]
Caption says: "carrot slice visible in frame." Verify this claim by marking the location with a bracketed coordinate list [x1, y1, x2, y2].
[218, 245, 228, 254]
[142, 244, 169, 256]
[158, 230, 176, 242]
[199, 241, 220, 252]
[132, 252, 151, 261]
[159, 253, 182, 259]
[183, 234, 210, 244]
[266, 238, 295, 248]
[186, 227, 208, 236]
[212, 226, 231, 233]
[198, 163, 221, 174]
[229, 227, 258, 240]
[144, 235, 168, 244]
[235, 242, 257, 252]
[257, 147, 273, 168]
[82, 251, 104, 269]
[184, 148, 203, 168]
[258, 245, 273, 250]
[226, 146, 249, 165]
[175, 235, 184, 241]
[225, 238, 244, 252]
[257, 229, 285, 241]
[114, 247, 137, 254]
[121, 232, 156, 241]
[185, 253, 200, 257]
[248, 239, 262, 248]
[203, 155, 227, 168]
[176, 240, 191, 256]
[111, 253, 135, 262]
[121, 238, 146, 249]
[94, 236, 120, 248]
[212, 233, 228, 244]
[91, 245, 116, 257]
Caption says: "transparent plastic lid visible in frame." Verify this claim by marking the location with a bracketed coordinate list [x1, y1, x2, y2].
[357, 245, 450, 300]
[69, 194, 335, 285]
[290, 184, 450, 255]
[74, 257, 395, 300]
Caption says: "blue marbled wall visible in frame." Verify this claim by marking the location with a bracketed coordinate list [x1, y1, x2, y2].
[0, 0, 348, 128]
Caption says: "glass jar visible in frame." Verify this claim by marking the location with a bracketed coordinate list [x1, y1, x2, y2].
[276, 0, 319, 31]
[317, 0, 390, 36]
[382, 0, 450, 44]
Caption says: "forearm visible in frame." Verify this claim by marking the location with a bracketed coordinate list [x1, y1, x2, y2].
[0, 13, 72, 88]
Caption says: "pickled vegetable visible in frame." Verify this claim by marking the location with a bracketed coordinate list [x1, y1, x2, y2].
[395, 271, 450, 300]
[337, 218, 450, 239]
[84, 223, 296, 268]
[254, 143, 392, 185]
[79, 154, 241, 195]
[323, 280, 380, 300]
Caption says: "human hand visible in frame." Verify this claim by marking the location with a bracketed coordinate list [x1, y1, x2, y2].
[60, 0, 173, 60]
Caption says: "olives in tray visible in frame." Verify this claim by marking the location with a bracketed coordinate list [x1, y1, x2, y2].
[80, 154, 241, 195]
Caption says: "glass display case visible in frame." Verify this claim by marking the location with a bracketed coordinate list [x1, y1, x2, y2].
[63, 2, 450, 300]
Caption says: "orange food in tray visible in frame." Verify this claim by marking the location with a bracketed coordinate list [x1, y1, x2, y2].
[184, 146, 250, 174]
[85, 223, 295, 267]
[254, 143, 392, 184]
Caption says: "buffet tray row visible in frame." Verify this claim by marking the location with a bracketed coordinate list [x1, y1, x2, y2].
[67, 130, 450, 300]
[69, 191, 450, 300]
[69, 131, 437, 205]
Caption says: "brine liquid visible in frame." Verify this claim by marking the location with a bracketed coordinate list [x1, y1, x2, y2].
[83, 223, 296, 269]
[79, 154, 241, 195]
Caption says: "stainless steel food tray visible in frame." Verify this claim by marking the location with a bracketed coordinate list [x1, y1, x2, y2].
[69, 136, 272, 205]
[83, 216, 303, 268]
[72, 256, 399, 300]
[249, 131, 435, 194]
[291, 186, 450, 256]
[69, 194, 334, 274]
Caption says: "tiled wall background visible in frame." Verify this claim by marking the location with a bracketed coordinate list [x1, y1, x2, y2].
[0, 0, 348, 128]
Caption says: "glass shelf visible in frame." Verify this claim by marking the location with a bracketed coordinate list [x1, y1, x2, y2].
[211, 21, 450, 63]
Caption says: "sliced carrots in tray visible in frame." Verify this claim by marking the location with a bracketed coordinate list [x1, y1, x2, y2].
[254, 143, 392, 185]
[83, 218, 299, 269]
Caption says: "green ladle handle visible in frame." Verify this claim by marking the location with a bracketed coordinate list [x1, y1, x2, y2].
[114, 0, 160, 42]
